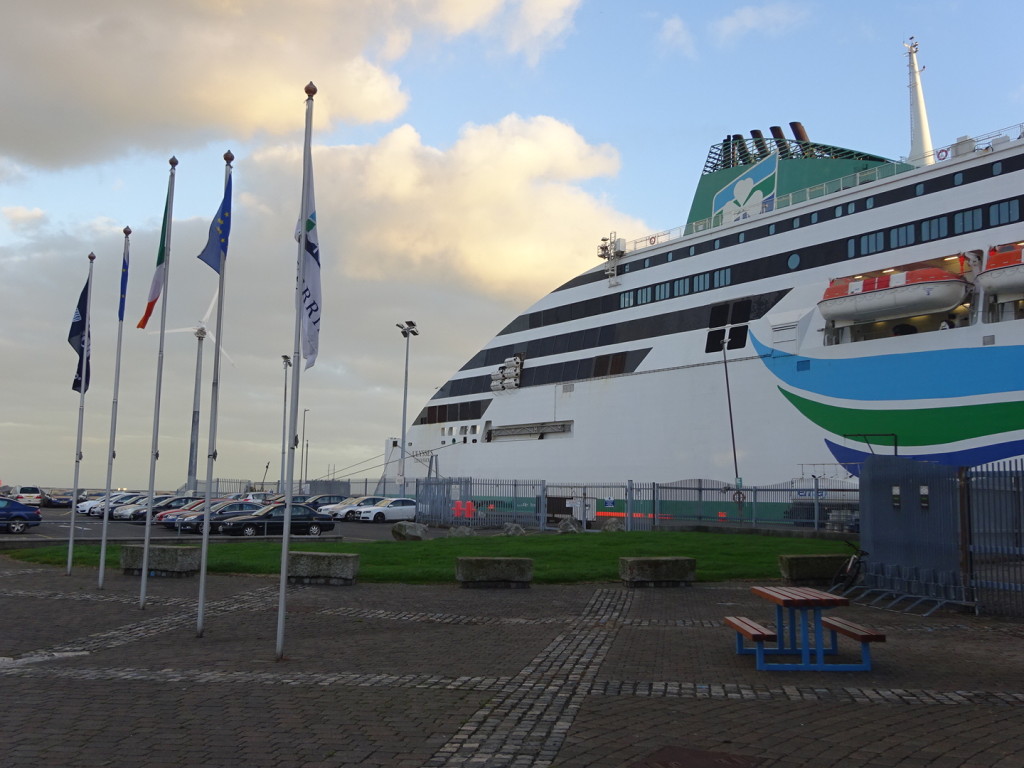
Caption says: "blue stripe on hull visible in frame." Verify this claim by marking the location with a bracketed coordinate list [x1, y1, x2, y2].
[825, 438, 1024, 476]
[750, 333, 1024, 401]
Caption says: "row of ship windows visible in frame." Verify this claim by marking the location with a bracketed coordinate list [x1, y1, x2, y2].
[853, 200, 1020, 256]
[619, 269, 729, 308]
[500, 189, 1023, 339]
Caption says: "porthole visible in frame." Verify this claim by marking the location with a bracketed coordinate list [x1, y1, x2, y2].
[866, 197, 875, 209]
[953, 172, 963, 186]
[713, 239, 720, 250]
[915, 183, 924, 196]
[834, 206, 843, 217]
[792, 217, 801, 229]
[993, 161, 1003, 175]
[768, 223, 776, 235]
[810, 212, 819, 224]
[688, 246, 696, 256]
[788, 253, 801, 270]
[738, 232, 745, 243]
[847, 202, 855, 214]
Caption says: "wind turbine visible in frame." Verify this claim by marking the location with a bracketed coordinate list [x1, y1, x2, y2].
[164, 288, 235, 492]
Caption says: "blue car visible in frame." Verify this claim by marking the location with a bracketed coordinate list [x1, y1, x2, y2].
[0, 497, 42, 533]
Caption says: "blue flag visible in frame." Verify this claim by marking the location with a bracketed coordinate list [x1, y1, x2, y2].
[118, 235, 130, 322]
[197, 173, 232, 272]
[68, 281, 90, 393]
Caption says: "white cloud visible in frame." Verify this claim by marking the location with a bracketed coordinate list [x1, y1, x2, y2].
[710, 2, 810, 45]
[2, 206, 47, 233]
[502, 0, 581, 65]
[660, 16, 698, 59]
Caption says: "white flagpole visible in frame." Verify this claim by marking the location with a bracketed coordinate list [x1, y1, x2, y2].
[277, 82, 317, 659]
[98, 227, 131, 589]
[67, 252, 95, 575]
[197, 150, 234, 637]
[140, 157, 177, 609]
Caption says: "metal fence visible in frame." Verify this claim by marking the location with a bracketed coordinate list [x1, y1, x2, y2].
[858, 456, 1024, 618]
[412, 476, 861, 533]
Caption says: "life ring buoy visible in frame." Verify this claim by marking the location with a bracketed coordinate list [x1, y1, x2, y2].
[935, 148, 949, 161]
[649, 236, 657, 245]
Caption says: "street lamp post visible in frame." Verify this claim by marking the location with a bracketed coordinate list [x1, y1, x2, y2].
[396, 321, 419, 496]
[279, 355, 291, 494]
[301, 408, 310, 493]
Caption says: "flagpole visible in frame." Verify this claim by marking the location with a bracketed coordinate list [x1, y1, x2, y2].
[98, 228, 131, 589]
[140, 157, 177, 609]
[197, 150, 233, 637]
[277, 82, 317, 660]
[67, 252, 95, 575]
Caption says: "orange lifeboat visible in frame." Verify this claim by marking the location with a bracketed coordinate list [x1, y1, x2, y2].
[818, 267, 968, 323]
[976, 244, 1024, 299]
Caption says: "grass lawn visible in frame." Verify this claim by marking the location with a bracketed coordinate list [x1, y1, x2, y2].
[6, 531, 853, 584]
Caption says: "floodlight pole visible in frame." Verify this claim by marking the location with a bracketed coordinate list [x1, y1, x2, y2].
[396, 321, 419, 496]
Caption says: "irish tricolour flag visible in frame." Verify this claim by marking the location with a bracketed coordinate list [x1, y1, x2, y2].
[137, 194, 170, 329]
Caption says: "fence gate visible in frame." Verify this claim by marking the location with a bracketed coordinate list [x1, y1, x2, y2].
[964, 461, 1024, 617]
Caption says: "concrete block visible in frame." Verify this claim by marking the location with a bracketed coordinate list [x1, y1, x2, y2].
[120, 544, 200, 578]
[778, 554, 849, 586]
[455, 557, 533, 589]
[619, 556, 696, 587]
[287, 551, 359, 586]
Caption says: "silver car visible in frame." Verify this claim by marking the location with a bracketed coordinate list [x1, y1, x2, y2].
[356, 498, 417, 523]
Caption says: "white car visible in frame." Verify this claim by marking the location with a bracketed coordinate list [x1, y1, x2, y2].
[10, 486, 43, 506]
[356, 498, 417, 523]
[77, 492, 133, 515]
[321, 496, 387, 520]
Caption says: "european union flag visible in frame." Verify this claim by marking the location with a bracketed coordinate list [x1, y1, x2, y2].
[197, 173, 232, 273]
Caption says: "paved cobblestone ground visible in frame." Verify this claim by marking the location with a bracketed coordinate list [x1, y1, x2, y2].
[1, 556, 1023, 767]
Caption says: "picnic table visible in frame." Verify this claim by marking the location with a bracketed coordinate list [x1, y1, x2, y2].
[725, 586, 883, 671]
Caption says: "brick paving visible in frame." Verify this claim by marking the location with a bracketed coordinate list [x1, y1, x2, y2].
[1, 556, 1023, 767]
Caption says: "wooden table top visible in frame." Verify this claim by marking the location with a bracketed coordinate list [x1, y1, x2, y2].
[750, 586, 849, 607]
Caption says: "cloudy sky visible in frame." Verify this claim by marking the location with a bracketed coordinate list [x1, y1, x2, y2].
[2, 0, 1021, 491]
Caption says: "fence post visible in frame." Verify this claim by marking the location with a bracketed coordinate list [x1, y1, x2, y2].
[812, 475, 821, 530]
[652, 482, 659, 530]
[626, 480, 634, 532]
[751, 485, 758, 526]
[539, 481, 547, 532]
[697, 478, 704, 520]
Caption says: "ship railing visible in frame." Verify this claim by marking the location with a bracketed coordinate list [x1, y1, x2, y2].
[621, 123, 1024, 256]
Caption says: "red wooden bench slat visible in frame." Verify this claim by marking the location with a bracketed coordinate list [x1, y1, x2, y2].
[821, 615, 886, 643]
[724, 615, 776, 642]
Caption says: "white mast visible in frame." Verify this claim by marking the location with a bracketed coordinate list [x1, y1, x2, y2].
[905, 37, 934, 166]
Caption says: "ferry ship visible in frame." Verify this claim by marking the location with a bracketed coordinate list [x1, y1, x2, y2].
[396, 43, 1024, 485]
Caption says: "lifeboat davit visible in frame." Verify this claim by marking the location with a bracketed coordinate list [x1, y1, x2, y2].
[976, 244, 1024, 299]
[818, 268, 968, 323]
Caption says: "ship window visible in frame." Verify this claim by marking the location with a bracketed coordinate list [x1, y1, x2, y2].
[688, 246, 696, 257]
[847, 239, 856, 258]
[713, 239, 721, 250]
[810, 212, 819, 224]
[709, 304, 730, 328]
[622, 263, 630, 273]
[704, 328, 726, 353]
[921, 216, 948, 242]
[768, 224, 776, 235]
[713, 267, 732, 288]
[643, 258, 651, 268]
[731, 300, 752, 324]
[788, 253, 801, 270]
[990, 200, 1020, 226]
[866, 197, 875, 209]
[636, 286, 652, 305]
[693, 273, 711, 292]
[654, 282, 671, 301]
[792, 217, 801, 229]
[738, 232, 745, 243]
[673, 277, 690, 296]
[953, 172, 964, 186]
[619, 292, 634, 309]
[667, 252, 674, 261]
[954, 208, 983, 234]
[848, 202, 856, 214]
[915, 183, 925, 196]
[834, 206, 843, 218]
[993, 162, 1003, 175]
[889, 224, 915, 248]
[727, 325, 748, 350]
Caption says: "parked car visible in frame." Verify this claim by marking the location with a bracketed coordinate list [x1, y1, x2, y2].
[10, 486, 43, 506]
[42, 490, 73, 508]
[155, 499, 215, 527]
[77, 492, 134, 515]
[302, 494, 351, 511]
[177, 500, 264, 533]
[321, 495, 387, 520]
[356, 497, 417, 523]
[91, 493, 146, 517]
[128, 495, 200, 521]
[0, 497, 43, 533]
[219, 503, 334, 537]
[243, 491, 279, 503]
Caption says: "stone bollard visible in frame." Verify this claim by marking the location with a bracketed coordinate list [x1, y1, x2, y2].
[455, 557, 533, 589]
[287, 551, 359, 586]
[618, 557, 696, 588]
[120, 544, 200, 578]
[391, 521, 429, 541]
[778, 554, 850, 586]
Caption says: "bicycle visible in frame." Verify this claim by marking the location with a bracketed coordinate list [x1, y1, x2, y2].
[831, 540, 868, 592]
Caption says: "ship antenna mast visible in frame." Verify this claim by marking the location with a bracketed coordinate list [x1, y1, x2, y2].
[905, 37, 934, 166]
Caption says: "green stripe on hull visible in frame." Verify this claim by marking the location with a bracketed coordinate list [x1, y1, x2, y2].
[778, 388, 1024, 447]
